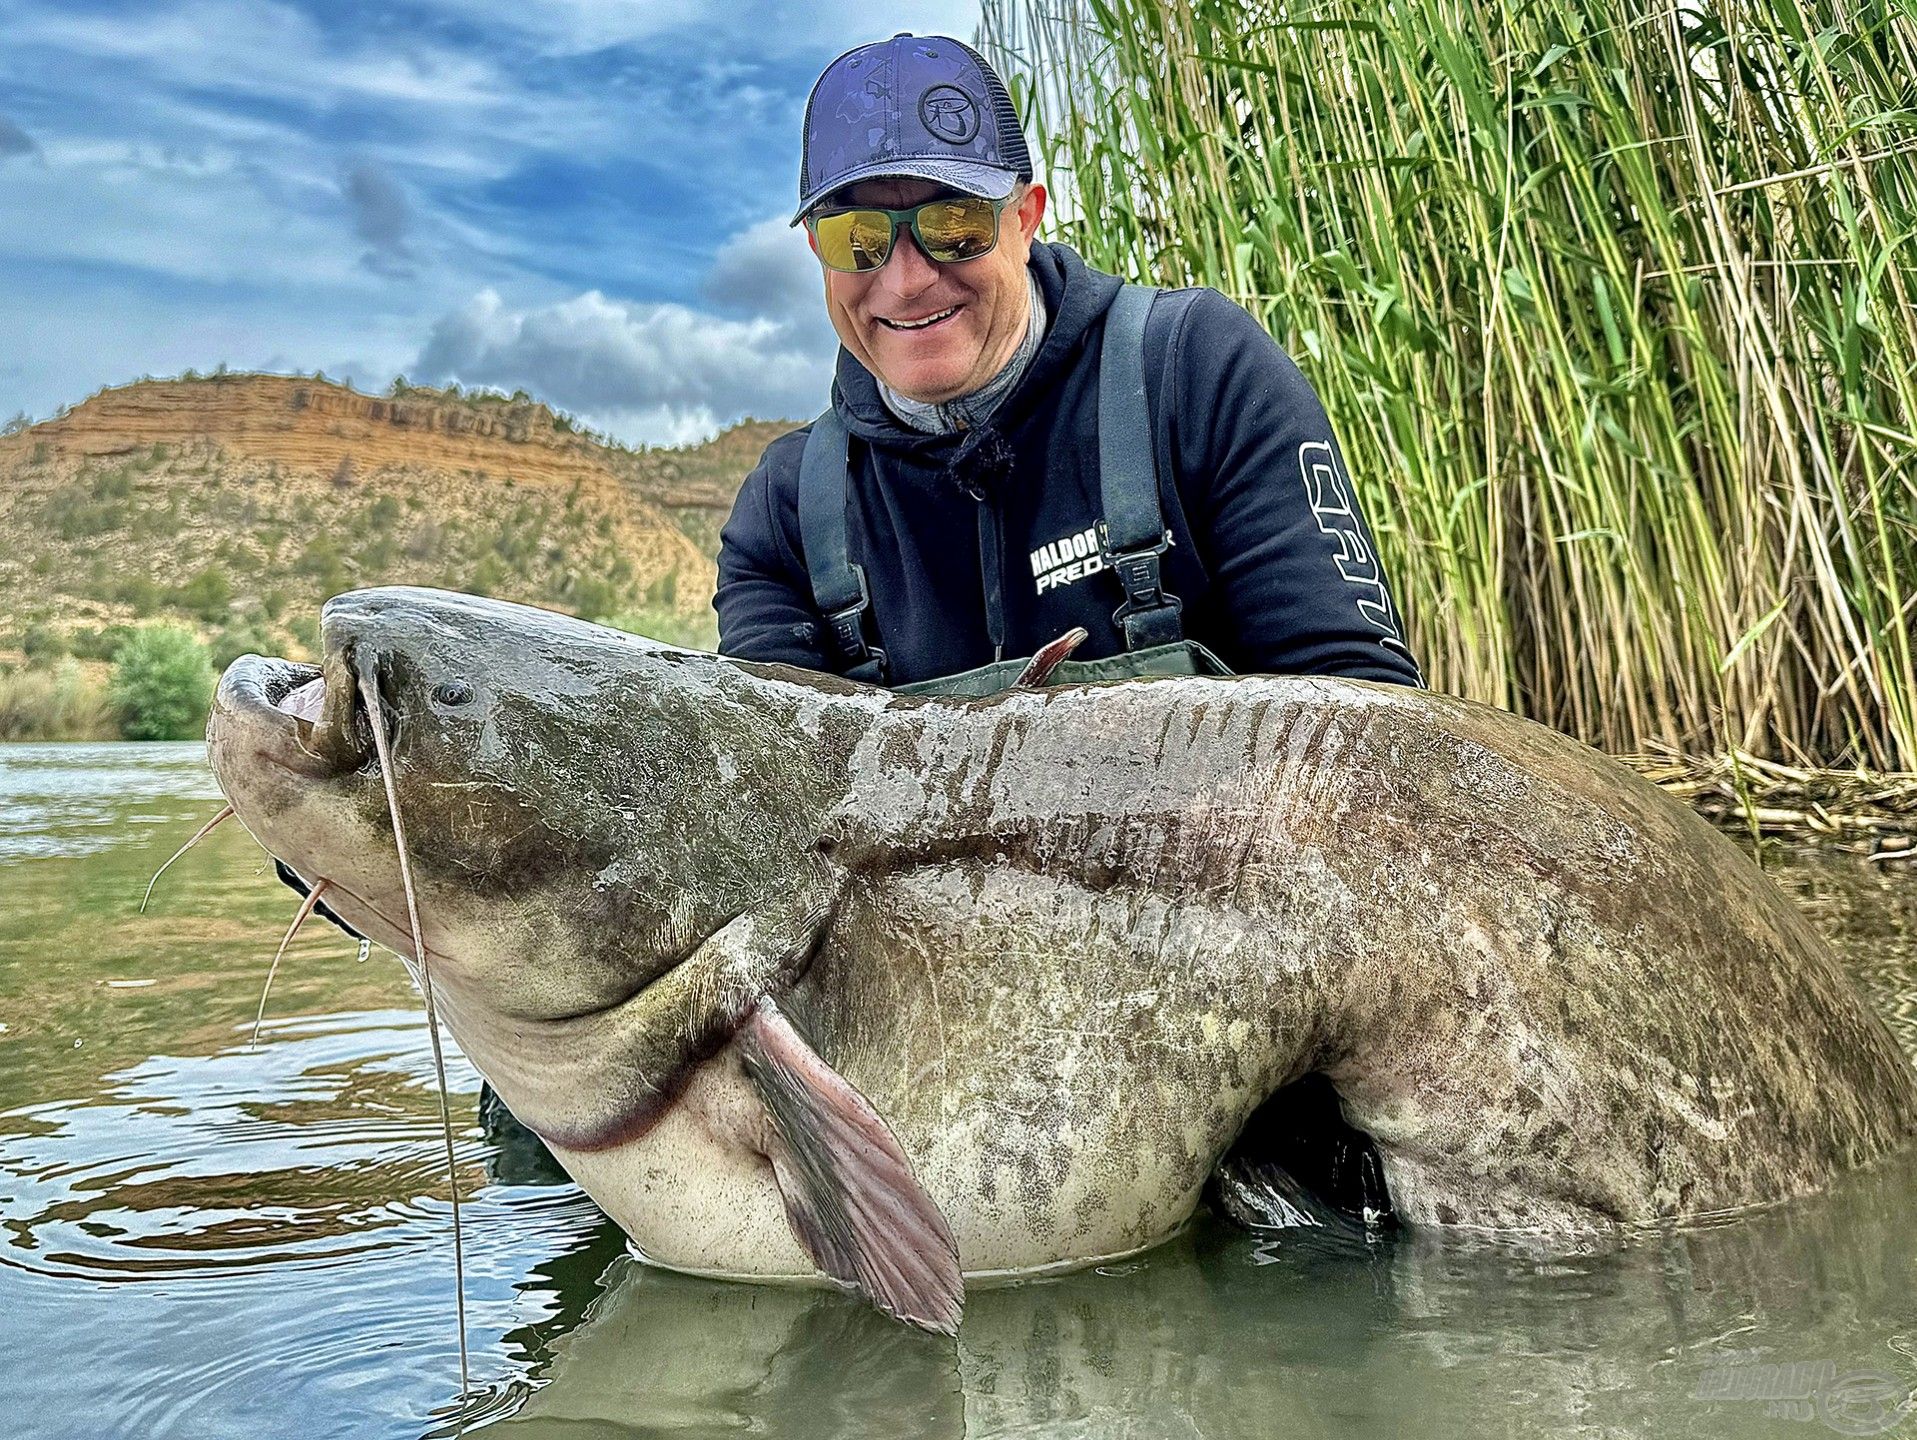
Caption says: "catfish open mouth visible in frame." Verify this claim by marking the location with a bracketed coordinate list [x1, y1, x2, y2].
[211, 650, 371, 779]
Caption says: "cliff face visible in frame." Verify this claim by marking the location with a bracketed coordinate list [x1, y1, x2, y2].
[11, 376, 654, 492]
[0, 375, 793, 658]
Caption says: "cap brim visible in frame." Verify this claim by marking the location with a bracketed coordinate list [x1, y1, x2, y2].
[791, 158, 1018, 226]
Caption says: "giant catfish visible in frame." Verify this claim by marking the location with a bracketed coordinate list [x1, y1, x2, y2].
[203, 587, 1917, 1333]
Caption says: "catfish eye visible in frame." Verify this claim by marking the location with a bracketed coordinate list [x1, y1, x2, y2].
[432, 680, 475, 707]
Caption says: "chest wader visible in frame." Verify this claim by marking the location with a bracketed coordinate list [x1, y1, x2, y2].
[797, 285, 1232, 700]
[797, 284, 1397, 1233]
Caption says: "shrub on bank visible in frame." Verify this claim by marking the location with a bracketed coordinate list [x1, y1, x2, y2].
[68, 624, 133, 662]
[173, 567, 232, 623]
[0, 660, 113, 741]
[109, 624, 215, 741]
[21, 624, 67, 663]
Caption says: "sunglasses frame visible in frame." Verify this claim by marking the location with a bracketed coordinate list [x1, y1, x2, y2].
[805, 194, 1012, 274]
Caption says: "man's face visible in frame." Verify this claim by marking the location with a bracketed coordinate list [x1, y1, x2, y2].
[810, 176, 1048, 405]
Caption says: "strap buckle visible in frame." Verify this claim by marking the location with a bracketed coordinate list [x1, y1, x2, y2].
[1099, 522, 1184, 650]
[823, 562, 887, 682]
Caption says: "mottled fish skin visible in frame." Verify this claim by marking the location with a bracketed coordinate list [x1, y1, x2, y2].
[811, 681, 1917, 1252]
[206, 587, 1917, 1303]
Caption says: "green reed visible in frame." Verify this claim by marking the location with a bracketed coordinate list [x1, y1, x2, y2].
[982, 0, 1917, 769]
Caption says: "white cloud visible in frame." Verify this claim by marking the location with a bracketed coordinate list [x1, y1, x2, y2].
[702, 215, 827, 327]
[0, 144, 365, 289]
[412, 277, 837, 443]
[10, 0, 504, 112]
[413, 0, 982, 58]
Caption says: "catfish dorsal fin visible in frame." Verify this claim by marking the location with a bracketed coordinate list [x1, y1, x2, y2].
[739, 1002, 963, 1336]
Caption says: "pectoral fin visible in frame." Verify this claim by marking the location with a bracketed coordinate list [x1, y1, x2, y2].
[739, 1002, 963, 1336]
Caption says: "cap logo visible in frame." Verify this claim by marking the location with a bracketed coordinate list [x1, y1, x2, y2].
[919, 84, 980, 144]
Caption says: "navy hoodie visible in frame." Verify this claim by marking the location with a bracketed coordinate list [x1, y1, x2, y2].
[714, 242, 1422, 688]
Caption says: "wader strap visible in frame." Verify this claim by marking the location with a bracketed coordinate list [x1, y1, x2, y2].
[1097, 283, 1185, 651]
[797, 408, 886, 683]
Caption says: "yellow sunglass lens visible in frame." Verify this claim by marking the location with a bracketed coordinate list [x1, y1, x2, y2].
[916, 201, 996, 260]
[816, 211, 894, 271]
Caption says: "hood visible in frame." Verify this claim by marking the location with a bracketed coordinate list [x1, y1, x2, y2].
[829, 242, 1125, 461]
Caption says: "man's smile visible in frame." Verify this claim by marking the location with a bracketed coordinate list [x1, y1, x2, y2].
[877, 304, 962, 332]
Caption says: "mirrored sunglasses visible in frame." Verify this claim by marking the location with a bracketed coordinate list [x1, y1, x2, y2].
[806, 195, 1008, 274]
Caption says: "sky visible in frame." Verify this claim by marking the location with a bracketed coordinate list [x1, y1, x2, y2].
[0, 0, 984, 445]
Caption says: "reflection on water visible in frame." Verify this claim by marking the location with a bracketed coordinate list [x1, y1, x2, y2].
[498, 1162, 1917, 1440]
[2, 743, 1915, 1438]
[0, 742, 231, 860]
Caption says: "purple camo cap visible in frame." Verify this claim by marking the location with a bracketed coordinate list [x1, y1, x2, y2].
[791, 32, 1033, 226]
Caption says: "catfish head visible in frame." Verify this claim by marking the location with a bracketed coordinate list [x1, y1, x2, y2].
[206, 587, 962, 1333]
[205, 586, 856, 1145]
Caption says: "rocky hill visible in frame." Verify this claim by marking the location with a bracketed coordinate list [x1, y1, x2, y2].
[0, 373, 795, 668]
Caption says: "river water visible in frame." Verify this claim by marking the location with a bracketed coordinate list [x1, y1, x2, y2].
[3, 741, 1916, 1438]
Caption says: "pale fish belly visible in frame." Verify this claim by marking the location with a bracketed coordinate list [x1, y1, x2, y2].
[550, 1067, 815, 1281]
[548, 1049, 1208, 1282]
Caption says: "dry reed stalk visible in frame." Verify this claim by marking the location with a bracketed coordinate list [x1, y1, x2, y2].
[1626, 741, 1917, 859]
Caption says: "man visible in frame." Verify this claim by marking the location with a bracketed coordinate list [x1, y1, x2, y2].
[715, 32, 1421, 694]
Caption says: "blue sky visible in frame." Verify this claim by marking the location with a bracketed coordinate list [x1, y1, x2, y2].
[0, 0, 982, 444]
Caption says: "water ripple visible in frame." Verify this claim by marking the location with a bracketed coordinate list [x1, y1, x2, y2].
[0, 741, 224, 860]
[0, 996, 612, 1438]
